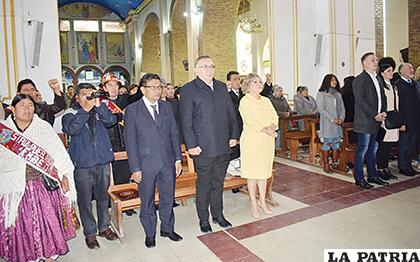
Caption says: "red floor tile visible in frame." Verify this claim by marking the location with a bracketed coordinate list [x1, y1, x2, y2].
[198, 231, 264, 261]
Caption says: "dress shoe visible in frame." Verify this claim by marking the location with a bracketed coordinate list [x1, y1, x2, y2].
[212, 217, 232, 228]
[160, 231, 183, 241]
[384, 169, 398, 180]
[231, 188, 240, 193]
[410, 167, 420, 174]
[145, 237, 156, 248]
[367, 177, 389, 185]
[123, 209, 137, 216]
[98, 228, 119, 241]
[399, 169, 415, 177]
[377, 169, 390, 181]
[355, 179, 374, 189]
[199, 221, 213, 233]
[85, 236, 100, 249]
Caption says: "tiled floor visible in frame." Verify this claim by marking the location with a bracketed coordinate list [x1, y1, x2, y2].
[60, 158, 420, 262]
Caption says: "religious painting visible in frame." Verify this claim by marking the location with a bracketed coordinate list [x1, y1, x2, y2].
[106, 33, 125, 63]
[60, 32, 69, 64]
[77, 32, 98, 64]
[59, 3, 111, 19]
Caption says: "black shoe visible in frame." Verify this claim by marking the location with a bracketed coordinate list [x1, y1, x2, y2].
[384, 169, 398, 180]
[145, 237, 156, 248]
[355, 179, 374, 189]
[173, 201, 180, 208]
[123, 209, 137, 216]
[199, 220, 213, 233]
[232, 188, 240, 194]
[160, 231, 183, 241]
[85, 236, 100, 249]
[212, 217, 232, 228]
[410, 167, 420, 174]
[367, 177, 389, 185]
[399, 169, 415, 177]
[378, 169, 390, 180]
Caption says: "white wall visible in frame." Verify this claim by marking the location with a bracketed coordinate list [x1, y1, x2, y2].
[0, 0, 62, 104]
[270, 0, 376, 104]
[385, 0, 408, 63]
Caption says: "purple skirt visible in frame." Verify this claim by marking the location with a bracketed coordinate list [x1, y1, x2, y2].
[0, 178, 76, 262]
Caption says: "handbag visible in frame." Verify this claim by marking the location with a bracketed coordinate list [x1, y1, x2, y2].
[40, 173, 60, 191]
[385, 86, 402, 129]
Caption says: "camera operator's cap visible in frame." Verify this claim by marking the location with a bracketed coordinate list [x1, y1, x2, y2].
[102, 72, 118, 84]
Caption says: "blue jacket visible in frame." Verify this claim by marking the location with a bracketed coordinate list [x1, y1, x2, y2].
[62, 103, 116, 169]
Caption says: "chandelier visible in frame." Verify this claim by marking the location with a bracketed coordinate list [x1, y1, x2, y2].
[238, 16, 264, 33]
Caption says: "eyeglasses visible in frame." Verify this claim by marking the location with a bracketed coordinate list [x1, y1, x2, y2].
[197, 65, 216, 70]
[144, 85, 163, 91]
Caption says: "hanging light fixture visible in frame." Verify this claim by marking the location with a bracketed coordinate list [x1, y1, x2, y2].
[237, 0, 263, 33]
[238, 16, 263, 33]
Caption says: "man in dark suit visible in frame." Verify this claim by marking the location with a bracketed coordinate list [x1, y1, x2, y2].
[260, 73, 273, 97]
[353, 52, 389, 189]
[395, 63, 420, 176]
[124, 73, 183, 248]
[180, 56, 239, 233]
[227, 71, 244, 177]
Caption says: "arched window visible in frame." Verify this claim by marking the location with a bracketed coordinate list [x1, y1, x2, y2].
[76, 66, 103, 88]
[236, 24, 253, 75]
[104, 66, 130, 86]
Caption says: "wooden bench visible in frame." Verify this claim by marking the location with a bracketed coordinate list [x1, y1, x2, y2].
[335, 122, 356, 174]
[309, 118, 321, 164]
[279, 114, 318, 160]
[108, 145, 249, 238]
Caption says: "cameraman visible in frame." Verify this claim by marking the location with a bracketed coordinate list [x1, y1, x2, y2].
[62, 83, 118, 249]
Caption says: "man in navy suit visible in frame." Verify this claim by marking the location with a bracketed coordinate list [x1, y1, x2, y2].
[395, 63, 420, 176]
[180, 56, 239, 233]
[124, 73, 183, 248]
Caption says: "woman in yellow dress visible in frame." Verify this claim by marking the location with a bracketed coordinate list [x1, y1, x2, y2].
[239, 73, 278, 219]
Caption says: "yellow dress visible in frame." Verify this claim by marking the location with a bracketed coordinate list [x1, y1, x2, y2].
[239, 94, 279, 179]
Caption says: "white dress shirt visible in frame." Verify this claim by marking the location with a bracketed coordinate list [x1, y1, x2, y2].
[367, 71, 382, 113]
[143, 96, 159, 120]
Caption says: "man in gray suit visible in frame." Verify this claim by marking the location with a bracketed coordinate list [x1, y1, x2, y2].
[180, 56, 239, 233]
[353, 52, 389, 189]
[124, 73, 183, 248]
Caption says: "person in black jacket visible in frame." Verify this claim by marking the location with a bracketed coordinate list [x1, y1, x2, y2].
[15, 79, 65, 126]
[180, 56, 239, 233]
[260, 73, 273, 97]
[341, 76, 355, 123]
[352, 52, 389, 189]
[395, 63, 420, 176]
[227, 71, 244, 177]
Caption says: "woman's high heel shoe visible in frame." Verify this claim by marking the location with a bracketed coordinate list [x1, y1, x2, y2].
[250, 204, 260, 219]
[257, 200, 274, 215]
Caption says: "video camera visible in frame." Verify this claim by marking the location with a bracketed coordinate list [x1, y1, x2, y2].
[86, 90, 109, 100]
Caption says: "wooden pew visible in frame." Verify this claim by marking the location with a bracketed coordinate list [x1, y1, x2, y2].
[108, 145, 249, 239]
[279, 114, 318, 160]
[335, 122, 356, 174]
[309, 118, 321, 164]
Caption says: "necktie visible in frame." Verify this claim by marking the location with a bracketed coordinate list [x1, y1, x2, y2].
[150, 104, 159, 125]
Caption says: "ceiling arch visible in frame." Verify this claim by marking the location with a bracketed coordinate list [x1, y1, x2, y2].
[58, 0, 144, 19]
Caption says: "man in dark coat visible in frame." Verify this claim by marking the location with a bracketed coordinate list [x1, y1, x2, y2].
[124, 73, 183, 248]
[226, 71, 244, 177]
[395, 63, 420, 176]
[16, 78, 65, 126]
[352, 52, 389, 189]
[180, 56, 239, 233]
